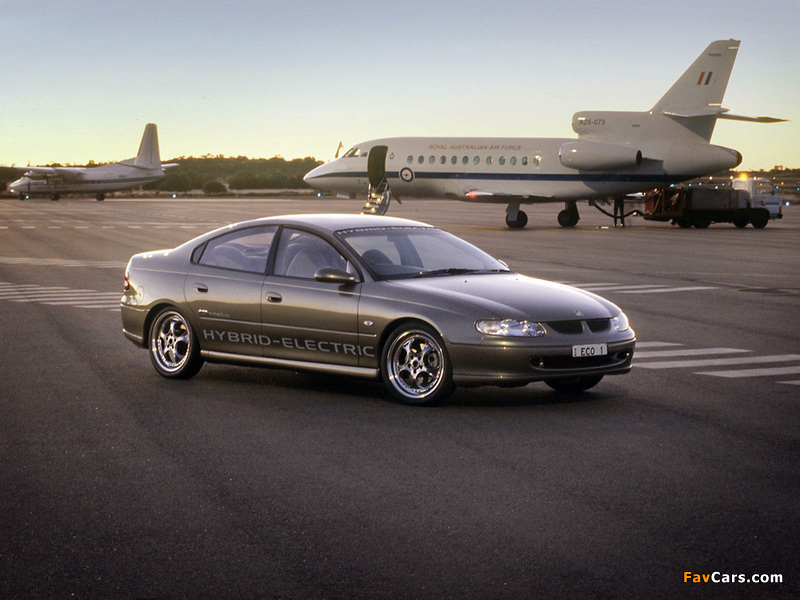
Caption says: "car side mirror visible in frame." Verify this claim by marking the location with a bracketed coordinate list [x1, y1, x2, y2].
[314, 266, 359, 284]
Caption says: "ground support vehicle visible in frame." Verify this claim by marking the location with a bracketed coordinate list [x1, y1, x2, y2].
[643, 178, 782, 228]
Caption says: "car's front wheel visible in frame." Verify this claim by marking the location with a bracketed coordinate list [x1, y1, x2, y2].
[543, 375, 603, 393]
[381, 323, 454, 406]
[148, 307, 203, 379]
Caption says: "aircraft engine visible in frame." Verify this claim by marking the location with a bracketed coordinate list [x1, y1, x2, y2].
[559, 141, 643, 171]
[662, 143, 742, 176]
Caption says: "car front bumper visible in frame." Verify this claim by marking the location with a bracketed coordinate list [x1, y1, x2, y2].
[448, 337, 636, 386]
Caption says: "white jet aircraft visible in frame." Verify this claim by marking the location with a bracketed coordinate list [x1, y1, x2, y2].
[303, 40, 784, 228]
[5, 123, 177, 201]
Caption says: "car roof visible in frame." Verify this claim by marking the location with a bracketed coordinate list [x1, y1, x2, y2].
[232, 213, 435, 234]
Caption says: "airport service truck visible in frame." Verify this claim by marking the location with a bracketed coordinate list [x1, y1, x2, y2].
[643, 178, 783, 228]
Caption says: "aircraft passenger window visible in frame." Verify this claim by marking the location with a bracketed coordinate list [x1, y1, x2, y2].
[522, 157, 529, 166]
[486, 156, 493, 165]
[198, 225, 278, 273]
[451, 156, 457, 165]
[462, 156, 468, 165]
[510, 157, 517, 166]
[407, 155, 413, 164]
[499, 156, 506, 165]
[428, 156, 435, 164]
[473, 156, 480, 165]
[440, 156, 446, 164]
[533, 155, 542, 166]
[418, 155, 424, 164]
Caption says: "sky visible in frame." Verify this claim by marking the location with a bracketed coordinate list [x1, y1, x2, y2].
[0, 0, 797, 170]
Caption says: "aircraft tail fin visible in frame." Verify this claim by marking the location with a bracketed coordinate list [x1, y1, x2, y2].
[133, 123, 162, 169]
[651, 39, 741, 141]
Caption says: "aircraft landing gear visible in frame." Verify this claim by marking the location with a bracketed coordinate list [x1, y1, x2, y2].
[50, 193, 60, 201]
[96, 193, 105, 201]
[505, 201, 528, 229]
[557, 201, 579, 227]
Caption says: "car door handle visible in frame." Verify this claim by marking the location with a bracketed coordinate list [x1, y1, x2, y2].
[266, 292, 282, 303]
[194, 283, 209, 293]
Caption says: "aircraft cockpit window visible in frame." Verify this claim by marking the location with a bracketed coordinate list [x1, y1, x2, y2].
[343, 147, 362, 158]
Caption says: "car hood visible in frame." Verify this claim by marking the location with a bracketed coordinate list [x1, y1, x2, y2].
[387, 273, 620, 321]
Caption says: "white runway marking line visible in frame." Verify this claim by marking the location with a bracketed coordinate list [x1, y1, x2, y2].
[635, 341, 684, 348]
[572, 282, 721, 294]
[636, 355, 800, 369]
[620, 286, 719, 294]
[0, 257, 127, 269]
[699, 366, 800, 378]
[634, 348, 750, 359]
[635, 341, 800, 382]
[0, 282, 120, 310]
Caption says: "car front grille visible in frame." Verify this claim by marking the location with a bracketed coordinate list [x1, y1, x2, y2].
[544, 318, 611, 334]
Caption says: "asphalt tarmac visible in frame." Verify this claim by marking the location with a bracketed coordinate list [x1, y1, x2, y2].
[1, 196, 798, 599]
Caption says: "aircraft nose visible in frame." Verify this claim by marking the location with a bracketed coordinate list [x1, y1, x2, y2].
[303, 163, 328, 188]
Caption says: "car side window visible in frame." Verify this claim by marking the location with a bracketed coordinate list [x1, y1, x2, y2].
[274, 229, 349, 279]
[198, 226, 277, 273]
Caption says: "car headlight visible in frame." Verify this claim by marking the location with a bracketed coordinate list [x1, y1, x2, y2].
[476, 319, 546, 337]
[611, 312, 630, 332]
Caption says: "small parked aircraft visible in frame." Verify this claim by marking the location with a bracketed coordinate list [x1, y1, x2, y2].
[4, 123, 177, 201]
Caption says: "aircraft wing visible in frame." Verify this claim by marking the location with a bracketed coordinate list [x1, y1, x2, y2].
[464, 189, 554, 203]
[0, 165, 83, 179]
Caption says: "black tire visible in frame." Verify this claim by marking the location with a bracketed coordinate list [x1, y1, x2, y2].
[148, 307, 203, 379]
[381, 322, 454, 406]
[692, 213, 712, 229]
[732, 213, 749, 228]
[557, 209, 579, 228]
[505, 210, 528, 229]
[750, 209, 769, 229]
[543, 375, 604, 393]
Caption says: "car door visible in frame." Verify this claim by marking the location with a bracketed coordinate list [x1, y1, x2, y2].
[184, 225, 277, 356]
[261, 228, 364, 366]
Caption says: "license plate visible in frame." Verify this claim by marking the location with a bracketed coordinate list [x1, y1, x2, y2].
[572, 343, 607, 358]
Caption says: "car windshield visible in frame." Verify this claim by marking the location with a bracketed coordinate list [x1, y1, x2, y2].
[337, 226, 510, 280]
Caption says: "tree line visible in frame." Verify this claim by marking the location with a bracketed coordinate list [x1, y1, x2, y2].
[155, 155, 322, 192]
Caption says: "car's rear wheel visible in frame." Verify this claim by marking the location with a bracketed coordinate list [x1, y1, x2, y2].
[543, 375, 603, 393]
[382, 323, 454, 406]
[149, 307, 203, 379]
